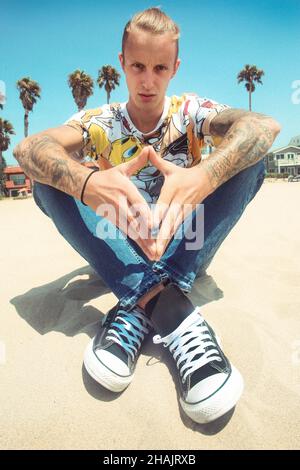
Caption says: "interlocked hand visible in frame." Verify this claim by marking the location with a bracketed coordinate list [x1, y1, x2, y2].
[148, 146, 213, 260]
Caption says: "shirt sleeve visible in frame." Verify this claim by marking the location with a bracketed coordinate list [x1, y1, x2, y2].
[63, 107, 110, 165]
[190, 95, 230, 146]
[63, 110, 94, 161]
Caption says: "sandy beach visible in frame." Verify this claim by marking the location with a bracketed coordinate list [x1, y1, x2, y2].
[0, 181, 299, 450]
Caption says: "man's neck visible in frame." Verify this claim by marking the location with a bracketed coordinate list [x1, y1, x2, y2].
[126, 98, 166, 134]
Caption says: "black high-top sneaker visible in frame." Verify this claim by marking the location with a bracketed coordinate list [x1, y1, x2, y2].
[84, 303, 153, 392]
[146, 284, 244, 424]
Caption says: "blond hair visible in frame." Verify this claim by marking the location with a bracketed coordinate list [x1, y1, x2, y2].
[122, 7, 180, 62]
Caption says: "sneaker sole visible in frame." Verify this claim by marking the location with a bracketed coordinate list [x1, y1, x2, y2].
[83, 340, 133, 393]
[180, 365, 244, 424]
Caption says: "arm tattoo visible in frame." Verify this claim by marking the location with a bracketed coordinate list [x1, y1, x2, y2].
[209, 109, 250, 137]
[201, 110, 281, 190]
[13, 135, 91, 199]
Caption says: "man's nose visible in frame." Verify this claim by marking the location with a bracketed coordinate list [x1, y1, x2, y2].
[141, 70, 155, 90]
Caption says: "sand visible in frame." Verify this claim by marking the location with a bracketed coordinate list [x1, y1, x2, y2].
[0, 181, 299, 450]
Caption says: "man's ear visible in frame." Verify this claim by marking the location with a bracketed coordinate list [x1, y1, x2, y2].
[171, 59, 181, 79]
[118, 53, 125, 72]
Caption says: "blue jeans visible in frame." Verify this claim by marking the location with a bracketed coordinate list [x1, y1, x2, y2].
[32, 161, 265, 311]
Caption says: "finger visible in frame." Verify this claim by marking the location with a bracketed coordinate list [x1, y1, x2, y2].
[128, 200, 154, 238]
[127, 211, 157, 260]
[121, 146, 150, 177]
[155, 202, 197, 259]
[155, 203, 183, 258]
[117, 199, 156, 260]
[127, 187, 154, 232]
[152, 186, 171, 235]
[148, 146, 174, 175]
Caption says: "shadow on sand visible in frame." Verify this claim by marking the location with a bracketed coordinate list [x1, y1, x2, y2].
[11, 266, 232, 433]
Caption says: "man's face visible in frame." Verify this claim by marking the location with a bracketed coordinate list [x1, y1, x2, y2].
[119, 29, 180, 112]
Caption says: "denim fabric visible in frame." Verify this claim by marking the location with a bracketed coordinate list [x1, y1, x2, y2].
[32, 160, 265, 310]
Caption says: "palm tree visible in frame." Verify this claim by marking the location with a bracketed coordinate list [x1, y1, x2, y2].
[16, 77, 41, 137]
[97, 65, 120, 104]
[0, 118, 15, 196]
[237, 65, 264, 111]
[68, 70, 94, 111]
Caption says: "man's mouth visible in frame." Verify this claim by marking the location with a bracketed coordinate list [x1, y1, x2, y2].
[139, 93, 156, 101]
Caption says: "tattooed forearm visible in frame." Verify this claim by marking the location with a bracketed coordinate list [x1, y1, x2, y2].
[13, 135, 92, 199]
[201, 112, 281, 190]
[209, 108, 249, 137]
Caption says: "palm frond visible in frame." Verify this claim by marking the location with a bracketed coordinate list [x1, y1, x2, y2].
[16, 77, 41, 111]
[67, 70, 94, 110]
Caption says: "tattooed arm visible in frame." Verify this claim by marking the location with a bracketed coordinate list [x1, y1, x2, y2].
[199, 109, 281, 191]
[13, 126, 95, 200]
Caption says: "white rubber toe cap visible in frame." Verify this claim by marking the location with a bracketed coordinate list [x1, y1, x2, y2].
[180, 365, 244, 424]
[83, 339, 133, 393]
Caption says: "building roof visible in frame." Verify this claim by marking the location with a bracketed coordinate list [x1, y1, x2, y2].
[3, 165, 27, 174]
[289, 135, 300, 147]
[270, 145, 300, 154]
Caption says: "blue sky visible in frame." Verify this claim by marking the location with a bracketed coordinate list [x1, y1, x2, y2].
[1, 0, 299, 165]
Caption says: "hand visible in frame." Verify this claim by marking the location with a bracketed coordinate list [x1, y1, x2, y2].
[148, 147, 213, 260]
[83, 147, 156, 260]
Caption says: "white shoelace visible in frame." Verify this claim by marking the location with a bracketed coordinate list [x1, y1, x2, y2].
[153, 307, 222, 383]
[106, 308, 152, 362]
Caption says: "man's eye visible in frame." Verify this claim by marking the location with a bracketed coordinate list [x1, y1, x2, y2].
[133, 63, 143, 69]
[156, 65, 167, 71]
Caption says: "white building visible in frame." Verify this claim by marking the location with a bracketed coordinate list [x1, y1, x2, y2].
[264, 135, 300, 175]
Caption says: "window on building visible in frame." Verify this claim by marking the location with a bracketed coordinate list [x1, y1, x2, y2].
[10, 174, 26, 185]
[268, 155, 274, 161]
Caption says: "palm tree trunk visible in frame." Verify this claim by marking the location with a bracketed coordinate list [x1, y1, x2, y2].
[107, 91, 110, 104]
[249, 89, 252, 111]
[24, 109, 29, 137]
[0, 150, 5, 196]
[21, 116, 32, 188]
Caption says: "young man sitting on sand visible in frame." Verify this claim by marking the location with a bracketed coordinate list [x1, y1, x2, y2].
[14, 7, 280, 424]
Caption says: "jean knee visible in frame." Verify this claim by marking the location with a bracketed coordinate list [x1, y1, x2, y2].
[251, 161, 266, 198]
[32, 182, 50, 217]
